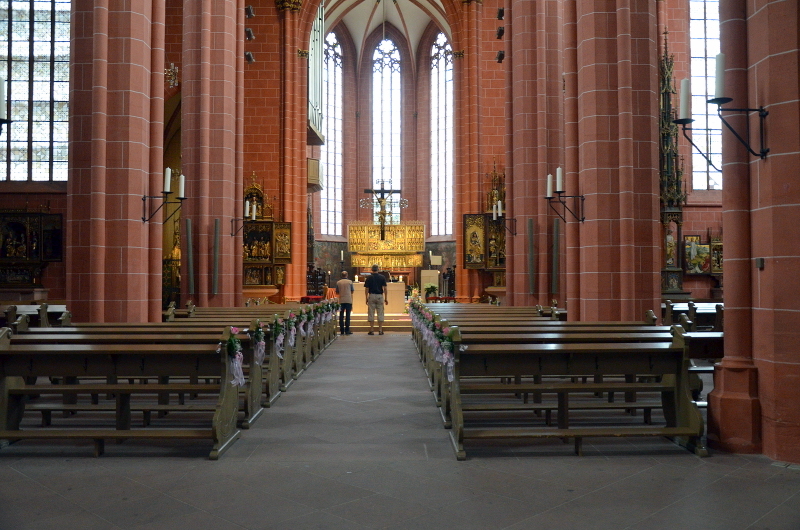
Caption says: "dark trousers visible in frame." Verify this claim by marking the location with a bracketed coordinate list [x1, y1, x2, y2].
[339, 303, 352, 333]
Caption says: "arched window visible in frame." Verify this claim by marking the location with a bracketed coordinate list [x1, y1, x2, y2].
[690, 0, 722, 190]
[320, 32, 344, 235]
[430, 32, 453, 236]
[0, 0, 70, 182]
[372, 38, 401, 224]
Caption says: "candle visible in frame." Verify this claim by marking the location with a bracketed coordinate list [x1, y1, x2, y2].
[546, 174, 553, 198]
[178, 173, 185, 198]
[714, 53, 726, 100]
[250, 200, 256, 220]
[556, 167, 563, 193]
[679, 78, 691, 120]
[340, 250, 344, 261]
[355, 275, 359, 282]
[164, 167, 172, 193]
[244, 200, 250, 218]
[0, 77, 6, 120]
[492, 204, 498, 220]
[497, 200, 503, 217]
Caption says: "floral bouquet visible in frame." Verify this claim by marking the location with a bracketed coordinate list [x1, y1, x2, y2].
[271, 314, 286, 359]
[251, 320, 267, 365]
[227, 326, 246, 387]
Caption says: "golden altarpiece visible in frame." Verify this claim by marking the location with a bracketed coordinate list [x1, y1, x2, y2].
[240, 175, 292, 301]
[463, 163, 507, 288]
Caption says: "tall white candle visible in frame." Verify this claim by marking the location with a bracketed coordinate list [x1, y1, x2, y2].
[714, 53, 726, 100]
[546, 174, 553, 198]
[679, 78, 691, 120]
[178, 173, 185, 198]
[164, 167, 171, 193]
[556, 167, 563, 193]
[0, 77, 6, 121]
[497, 200, 503, 217]
[250, 200, 257, 220]
[340, 250, 344, 261]
[244, 200, 250, 218]
[492, 204, 498, 220]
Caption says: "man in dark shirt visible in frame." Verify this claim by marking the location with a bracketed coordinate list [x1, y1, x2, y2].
[363, 264, 388, 335]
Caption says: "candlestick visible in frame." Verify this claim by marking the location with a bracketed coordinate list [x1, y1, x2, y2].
[178, 173, 185, 198]
[492, 204, 498, 220]
[497, 200, 503, 217]
[679, 78, 691, 120]
[340, 250, 344, 261]
[714, 53, 725, 100]
[546, 174, 553, 198]
[164, 167, 172, 193]
[556, 167, 563, 193]
[250, 200, 256, 220]
[244, 200, 250, 218]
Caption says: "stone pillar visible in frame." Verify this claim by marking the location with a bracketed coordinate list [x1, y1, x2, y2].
[506, 0, 562, 306]
[570, 0, 661, 321]
[275, 0, 308, 301]
[454, 0, 484, 302]
[181, 0, 243, 307]
[67, 0, 166, 322]
[706, 0, 761, 454]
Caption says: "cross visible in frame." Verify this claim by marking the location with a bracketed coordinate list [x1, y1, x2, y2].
[361, 181, 403, 240]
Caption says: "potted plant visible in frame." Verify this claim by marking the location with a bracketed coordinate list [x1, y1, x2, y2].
[424, 283, 438, 300]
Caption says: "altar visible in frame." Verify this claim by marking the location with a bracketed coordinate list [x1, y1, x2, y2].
[352, 281, 406, 314]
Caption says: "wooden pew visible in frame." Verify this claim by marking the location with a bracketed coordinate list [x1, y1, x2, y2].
[446, 330, 706, 459]
[2, 303, 72, 329]
[31, 319, 284, 415]
[0, 327, 241, 458]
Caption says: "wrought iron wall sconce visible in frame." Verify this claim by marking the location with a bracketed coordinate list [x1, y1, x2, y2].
[245, 51, 255, 64]
[491, 200, 517, 235]
[544, 168, 585, 222]
[231, 199, 257, 236]
[674, 54, 769, 165]
[496, 50, 505, 63]
[143, 170, 185, 223]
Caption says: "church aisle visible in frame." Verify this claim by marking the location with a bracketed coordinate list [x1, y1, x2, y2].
[1, 332, 799, 529]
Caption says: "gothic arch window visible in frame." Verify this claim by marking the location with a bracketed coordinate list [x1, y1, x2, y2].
[0, 0, 70, 182]
[689, 0, 722, 190]
[372, 38, 401, 224]
[429, 32, 453, 236]
[321, 31, 344, 235]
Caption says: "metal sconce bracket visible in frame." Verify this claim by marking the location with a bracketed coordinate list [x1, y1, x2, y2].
[675, 119, 721, 172]
[715, 101, 769, 159]
[546, 192, 585, 223]
[231, 218, 246, 236]
[501, 217, 517, 236]
[142, 192, 185, 223]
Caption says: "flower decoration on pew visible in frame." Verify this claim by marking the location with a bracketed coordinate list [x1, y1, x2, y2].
[271, 314, 286, 359]
[227, 326, 246, 387]
[297, 308, 308, 337]
[287, 311, 298, 347]
[251, 320, 267, 366]
[407, 301, 457, 382]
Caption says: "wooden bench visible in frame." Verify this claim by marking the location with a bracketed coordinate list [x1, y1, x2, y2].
[445, 335, 706, 459]
[2, 303, 72, 330]
[0, 327, 241, 458]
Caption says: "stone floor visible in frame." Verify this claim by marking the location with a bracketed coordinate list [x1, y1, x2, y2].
[1, 332, 799, 530]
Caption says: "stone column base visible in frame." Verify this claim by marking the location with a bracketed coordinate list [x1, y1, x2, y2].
[707, 364, 761, 453]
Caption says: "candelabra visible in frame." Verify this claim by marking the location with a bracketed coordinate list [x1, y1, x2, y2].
[143, 170, 185, 223]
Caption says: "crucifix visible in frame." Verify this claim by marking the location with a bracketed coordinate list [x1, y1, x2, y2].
[360, 180, 407, 240]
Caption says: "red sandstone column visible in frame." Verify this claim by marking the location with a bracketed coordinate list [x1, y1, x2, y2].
[572, 0, 660, 321]
[275, 3, 308, 301]
[181, 0, 241, 307]
[148, 2, 167, 321]
[564, 0, 581, 320]
[707, 0, 761, 454]
[67, 0, 166, 322]
[454, 0, 484, 302]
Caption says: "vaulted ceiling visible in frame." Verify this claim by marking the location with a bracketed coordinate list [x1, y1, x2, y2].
[324, 0, 449, 62]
